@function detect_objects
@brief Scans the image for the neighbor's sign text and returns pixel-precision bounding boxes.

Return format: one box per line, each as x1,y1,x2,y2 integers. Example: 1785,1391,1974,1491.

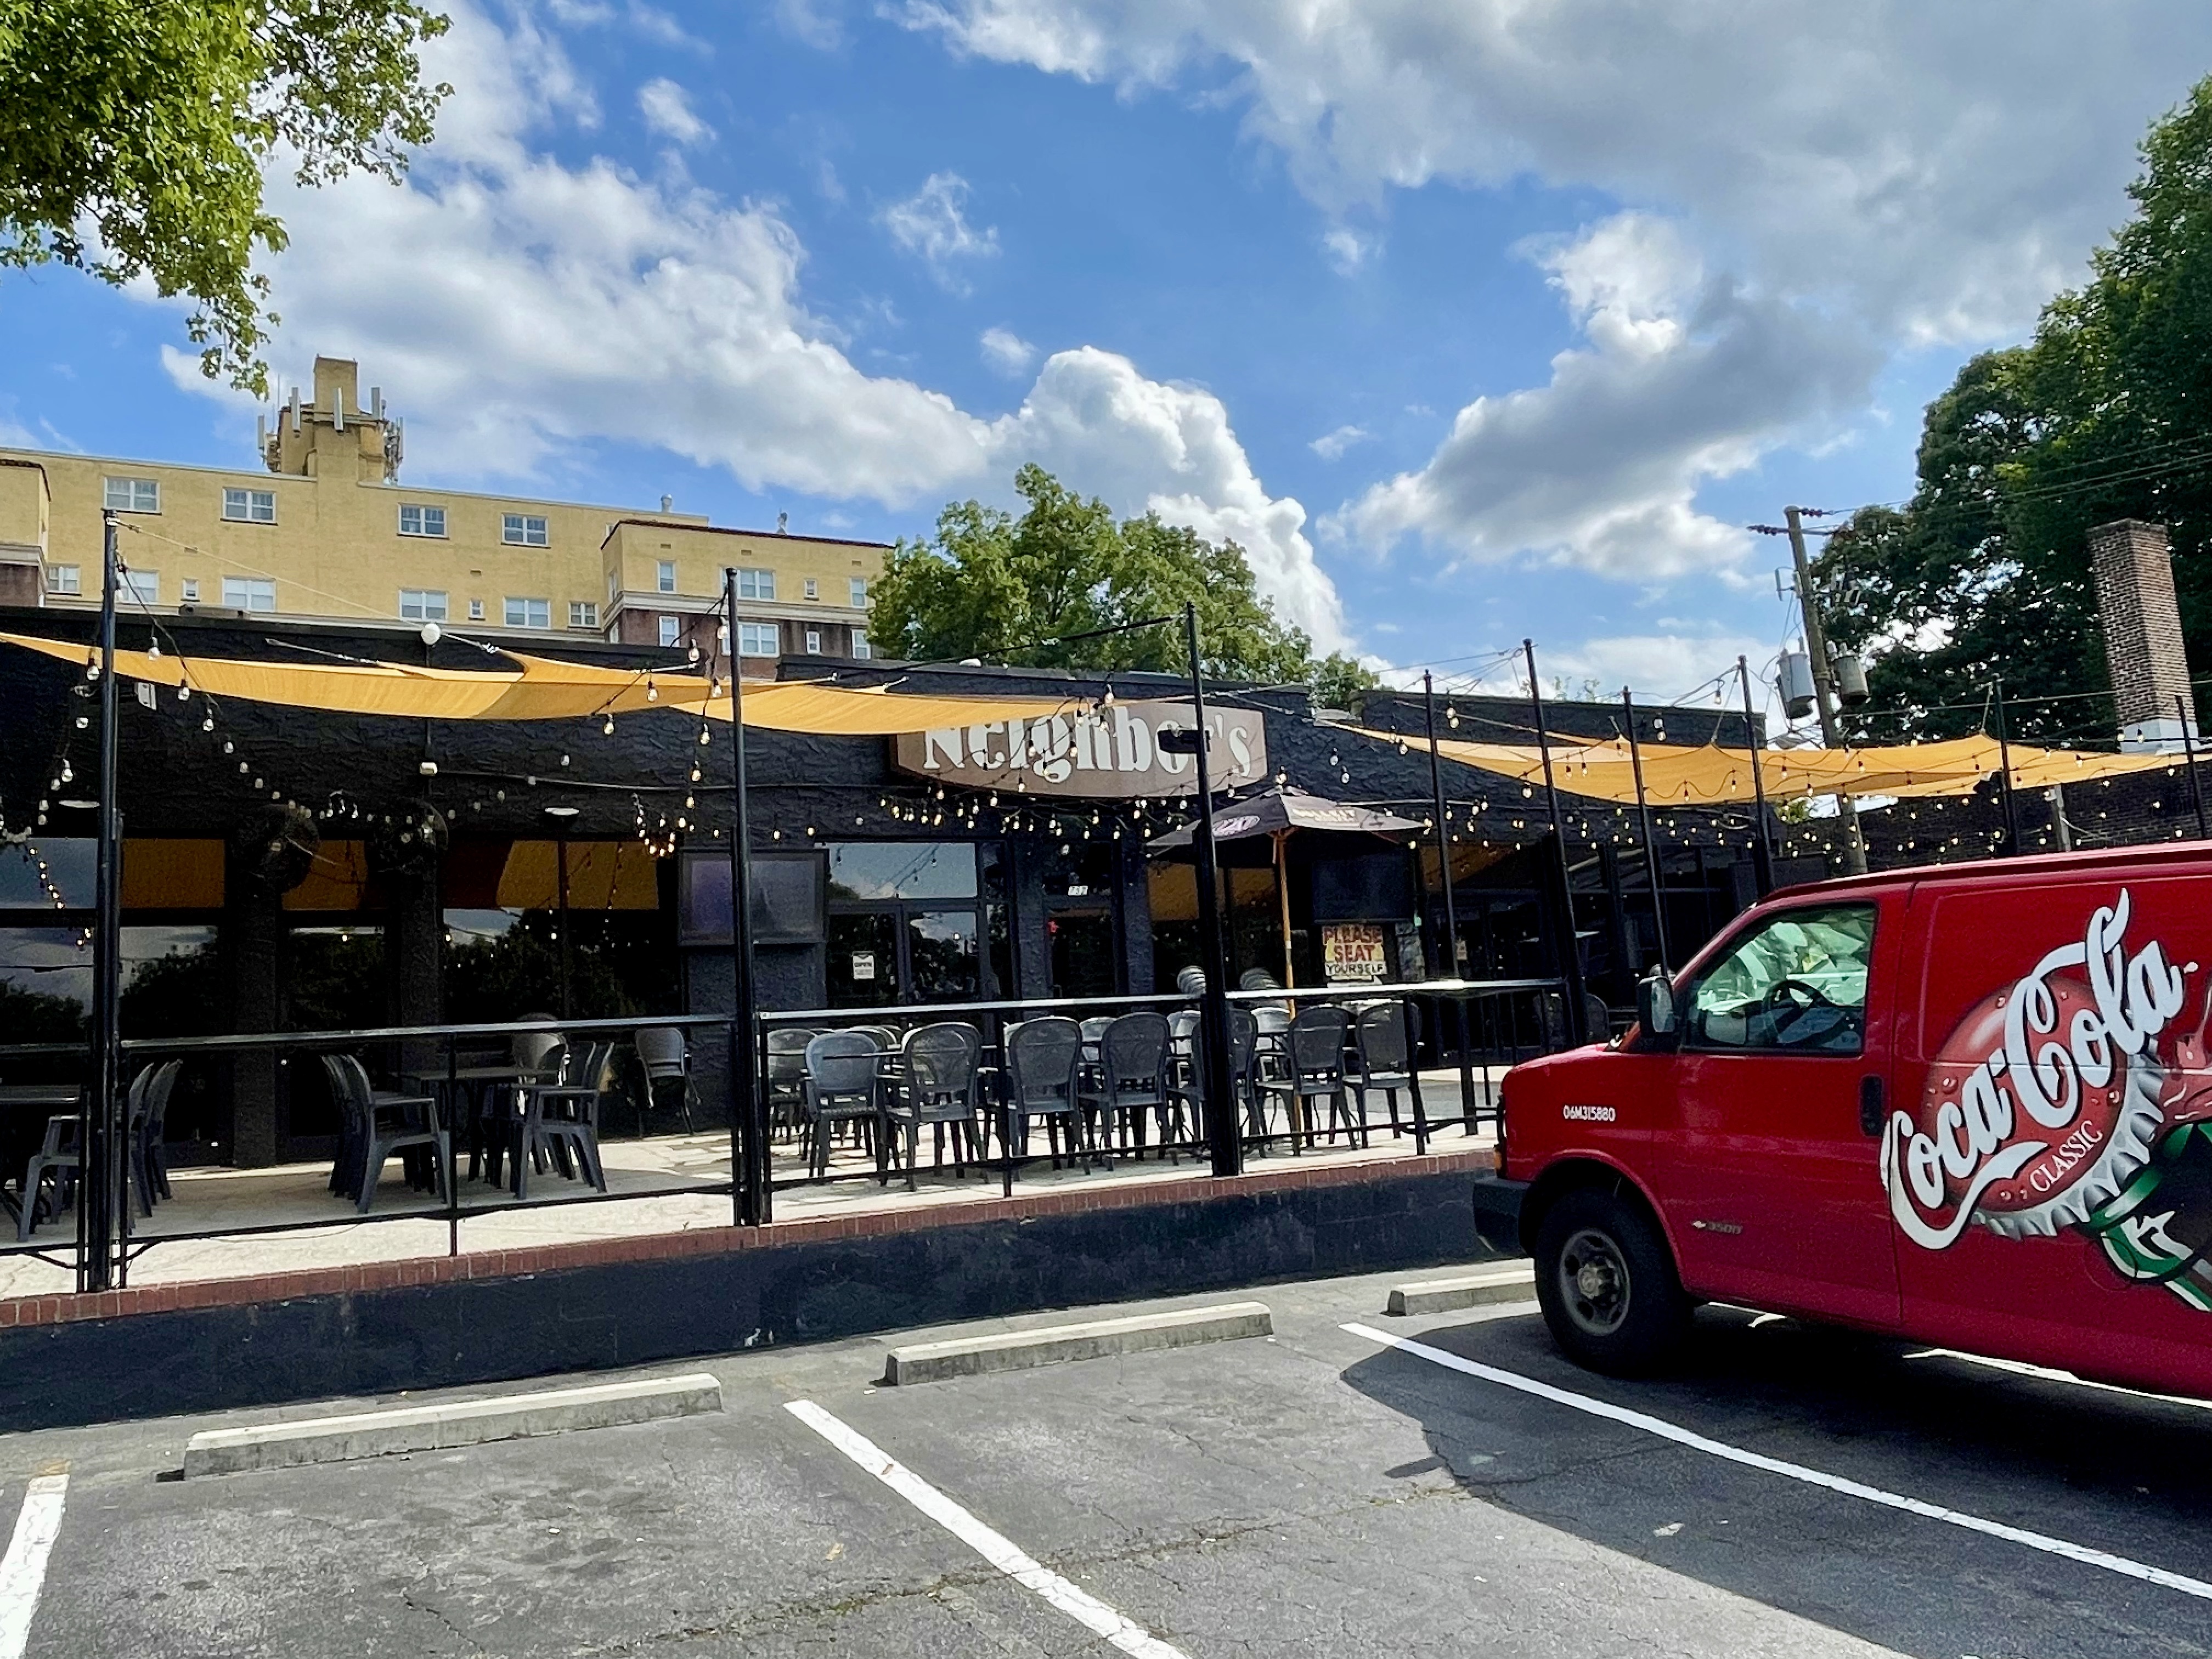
894,700,1268,799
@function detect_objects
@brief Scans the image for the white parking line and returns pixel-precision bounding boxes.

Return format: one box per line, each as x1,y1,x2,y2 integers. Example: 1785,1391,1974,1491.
0,1471,67,1659
1344,1323,2212,1604
786,1400,1187,1659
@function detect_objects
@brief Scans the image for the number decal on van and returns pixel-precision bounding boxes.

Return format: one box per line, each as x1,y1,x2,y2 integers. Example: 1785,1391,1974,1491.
1561,1103,1617,1122
1882,890,2212,1311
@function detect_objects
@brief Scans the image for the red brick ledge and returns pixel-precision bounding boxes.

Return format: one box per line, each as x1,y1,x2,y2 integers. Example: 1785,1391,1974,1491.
0,1147,1496,1331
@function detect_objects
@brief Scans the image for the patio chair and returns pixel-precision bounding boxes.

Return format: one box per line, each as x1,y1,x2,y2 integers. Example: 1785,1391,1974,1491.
1167,1008,1259,1149
1003,1017,1089,1171
17,1103,81,1243
139,1058,182,1205
633,1026,701,1134
1259,1006,1352,1154
126,1060,182,1218
1077,1013,1173,1163
511,1042,611,1199
765,1027,816,1138
886,1023,984,1189
330,1054,450,1214
800,1031,885,1181
1350,1000,1423,1144
852,1024,901,1053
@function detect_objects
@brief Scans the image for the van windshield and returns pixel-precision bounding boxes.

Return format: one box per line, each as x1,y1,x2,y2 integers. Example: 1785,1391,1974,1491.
1683,902,1876,1053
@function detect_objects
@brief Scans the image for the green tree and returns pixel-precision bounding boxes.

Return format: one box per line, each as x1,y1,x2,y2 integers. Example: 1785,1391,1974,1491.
0,0,450,393
870,465,1374,699
1819,75,2212,743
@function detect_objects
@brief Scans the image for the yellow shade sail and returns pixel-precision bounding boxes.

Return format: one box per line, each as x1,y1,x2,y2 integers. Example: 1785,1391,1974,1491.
1367,728,2180,805
1,632,1088,735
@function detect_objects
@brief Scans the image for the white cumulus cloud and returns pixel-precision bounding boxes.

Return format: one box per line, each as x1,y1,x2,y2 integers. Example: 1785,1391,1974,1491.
979,325,1037,376
145,2,1344,644
636,78,712,146
1308,424,1369,461
880,172,1000,291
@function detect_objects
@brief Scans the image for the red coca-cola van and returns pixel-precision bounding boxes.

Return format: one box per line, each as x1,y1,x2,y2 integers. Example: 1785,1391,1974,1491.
1475,843,2212,1392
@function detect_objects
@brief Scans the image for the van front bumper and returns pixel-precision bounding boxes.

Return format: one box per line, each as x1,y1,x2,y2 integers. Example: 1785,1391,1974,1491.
1470,1172,1529,1254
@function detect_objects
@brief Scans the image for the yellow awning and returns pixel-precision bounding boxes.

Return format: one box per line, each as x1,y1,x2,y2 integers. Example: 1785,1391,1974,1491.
1367,727,2180,805
1,632,1087,735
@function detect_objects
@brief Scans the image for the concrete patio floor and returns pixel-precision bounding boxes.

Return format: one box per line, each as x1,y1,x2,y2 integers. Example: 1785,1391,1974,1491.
0,1071,1499,1298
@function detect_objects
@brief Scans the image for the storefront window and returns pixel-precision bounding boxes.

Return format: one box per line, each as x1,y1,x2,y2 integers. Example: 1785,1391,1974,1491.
443,839,676,1020
907,911,980,1001
826,842,977,901
0,840,94,909
822,842,981,1007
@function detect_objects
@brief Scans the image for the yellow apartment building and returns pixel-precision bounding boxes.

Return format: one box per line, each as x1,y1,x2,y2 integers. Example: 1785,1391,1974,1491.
0,356,888,671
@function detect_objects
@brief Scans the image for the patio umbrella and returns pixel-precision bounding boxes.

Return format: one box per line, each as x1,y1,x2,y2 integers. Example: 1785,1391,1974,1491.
1148,787,1425,988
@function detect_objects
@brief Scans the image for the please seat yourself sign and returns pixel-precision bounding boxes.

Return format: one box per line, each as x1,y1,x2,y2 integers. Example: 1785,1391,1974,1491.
894,701,1268,799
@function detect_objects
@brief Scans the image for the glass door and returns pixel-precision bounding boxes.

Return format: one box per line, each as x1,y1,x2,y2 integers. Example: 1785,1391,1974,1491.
827,910,900,1007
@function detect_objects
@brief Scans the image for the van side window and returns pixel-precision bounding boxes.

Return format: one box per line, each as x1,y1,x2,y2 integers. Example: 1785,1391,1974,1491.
1683,903,1877,1055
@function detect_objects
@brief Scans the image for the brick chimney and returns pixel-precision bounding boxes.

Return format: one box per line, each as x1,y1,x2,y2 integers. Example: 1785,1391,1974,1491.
2089,518,2197,752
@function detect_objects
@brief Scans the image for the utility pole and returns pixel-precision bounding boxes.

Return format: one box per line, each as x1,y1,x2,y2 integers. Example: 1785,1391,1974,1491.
1781,506,1868,876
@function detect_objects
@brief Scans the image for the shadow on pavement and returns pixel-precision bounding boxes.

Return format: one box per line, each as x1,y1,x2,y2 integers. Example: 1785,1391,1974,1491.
1339,1304,2212,1659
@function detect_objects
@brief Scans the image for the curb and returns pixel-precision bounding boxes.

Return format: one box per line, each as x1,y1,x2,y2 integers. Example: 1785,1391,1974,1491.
182,1372,724,1477
1385,1263,1536,1317
882,1301,1273,1385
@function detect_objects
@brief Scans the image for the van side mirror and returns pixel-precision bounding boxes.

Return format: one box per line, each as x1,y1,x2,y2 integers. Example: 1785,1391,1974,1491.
1636,972,1677,1040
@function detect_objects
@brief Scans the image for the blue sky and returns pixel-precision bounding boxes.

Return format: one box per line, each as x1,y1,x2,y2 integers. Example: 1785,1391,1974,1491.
3,1,2210,719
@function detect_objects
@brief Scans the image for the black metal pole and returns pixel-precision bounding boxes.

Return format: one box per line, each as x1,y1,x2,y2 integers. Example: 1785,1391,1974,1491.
1993,679,2021,856
1621,689,1672,974
84,510,122,1292
1422,672,1459,977
1186,602,1239,1178
724,572,767,1224
1522,641,1589,1047
556,834,572,1020
1424,671,1477,1133
1735,656,1775,894
2181,694,2207,840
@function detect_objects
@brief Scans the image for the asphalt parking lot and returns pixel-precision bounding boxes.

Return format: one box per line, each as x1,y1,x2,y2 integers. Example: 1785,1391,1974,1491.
5,1267,2212,1657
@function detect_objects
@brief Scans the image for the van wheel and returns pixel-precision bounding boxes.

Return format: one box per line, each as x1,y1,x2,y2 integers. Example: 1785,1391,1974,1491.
1533,1186,1689,1375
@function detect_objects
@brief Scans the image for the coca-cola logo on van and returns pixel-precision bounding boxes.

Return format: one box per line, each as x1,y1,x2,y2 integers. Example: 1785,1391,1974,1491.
1883,892,2212,1303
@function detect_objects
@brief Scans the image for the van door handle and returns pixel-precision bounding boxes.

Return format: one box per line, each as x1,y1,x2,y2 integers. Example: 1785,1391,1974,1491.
1859,1074,1885,1137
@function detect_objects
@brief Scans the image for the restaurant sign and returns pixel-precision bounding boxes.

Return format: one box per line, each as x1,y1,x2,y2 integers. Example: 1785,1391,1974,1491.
893,700,1268,799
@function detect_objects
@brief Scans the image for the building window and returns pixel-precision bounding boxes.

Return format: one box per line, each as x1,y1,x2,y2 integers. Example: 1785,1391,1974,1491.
501,514,550,547
399,588,449,622
504,596,551,629
120,569,159,605
853,637,872,660
103,477,159,514
656,560,676,593
398,504,447,538
568,600,598,630
737,621,778,657
803,577,819,600
221,487,276,524
658,614,682,647
46,565,79,596
223,576,276,612
804,628,822,655
180,578,200,603
850,577,869,607
736,567,774,600
467,598,485,621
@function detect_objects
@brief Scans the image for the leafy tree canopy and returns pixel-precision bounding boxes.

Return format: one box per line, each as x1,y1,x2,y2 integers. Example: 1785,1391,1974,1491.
1818,75,2212,743
868,465,1376,706
0,0,450,394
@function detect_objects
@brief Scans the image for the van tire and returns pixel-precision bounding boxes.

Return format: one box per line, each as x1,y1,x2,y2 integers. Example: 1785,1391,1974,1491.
1533,1186,1690,1375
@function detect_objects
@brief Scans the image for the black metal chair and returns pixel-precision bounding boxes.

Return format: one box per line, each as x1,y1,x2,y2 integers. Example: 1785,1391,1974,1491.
633,1026,701,1134
765,1027,816,1138
1259,1006,1352,1153
801,1031,885,1180
329,1054,450,1213
1166,1007,1258,1153
1350,1000,1423,1144
1003,1017,1089,1170
18,1098,81,1243
127,1059,182,1217
511,1042,610,1198
1077,1012,1173,1163
886,1023,985,1189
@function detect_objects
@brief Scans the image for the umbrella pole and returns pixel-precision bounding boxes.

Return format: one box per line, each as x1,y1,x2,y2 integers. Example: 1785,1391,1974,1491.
1273,830,1295,992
